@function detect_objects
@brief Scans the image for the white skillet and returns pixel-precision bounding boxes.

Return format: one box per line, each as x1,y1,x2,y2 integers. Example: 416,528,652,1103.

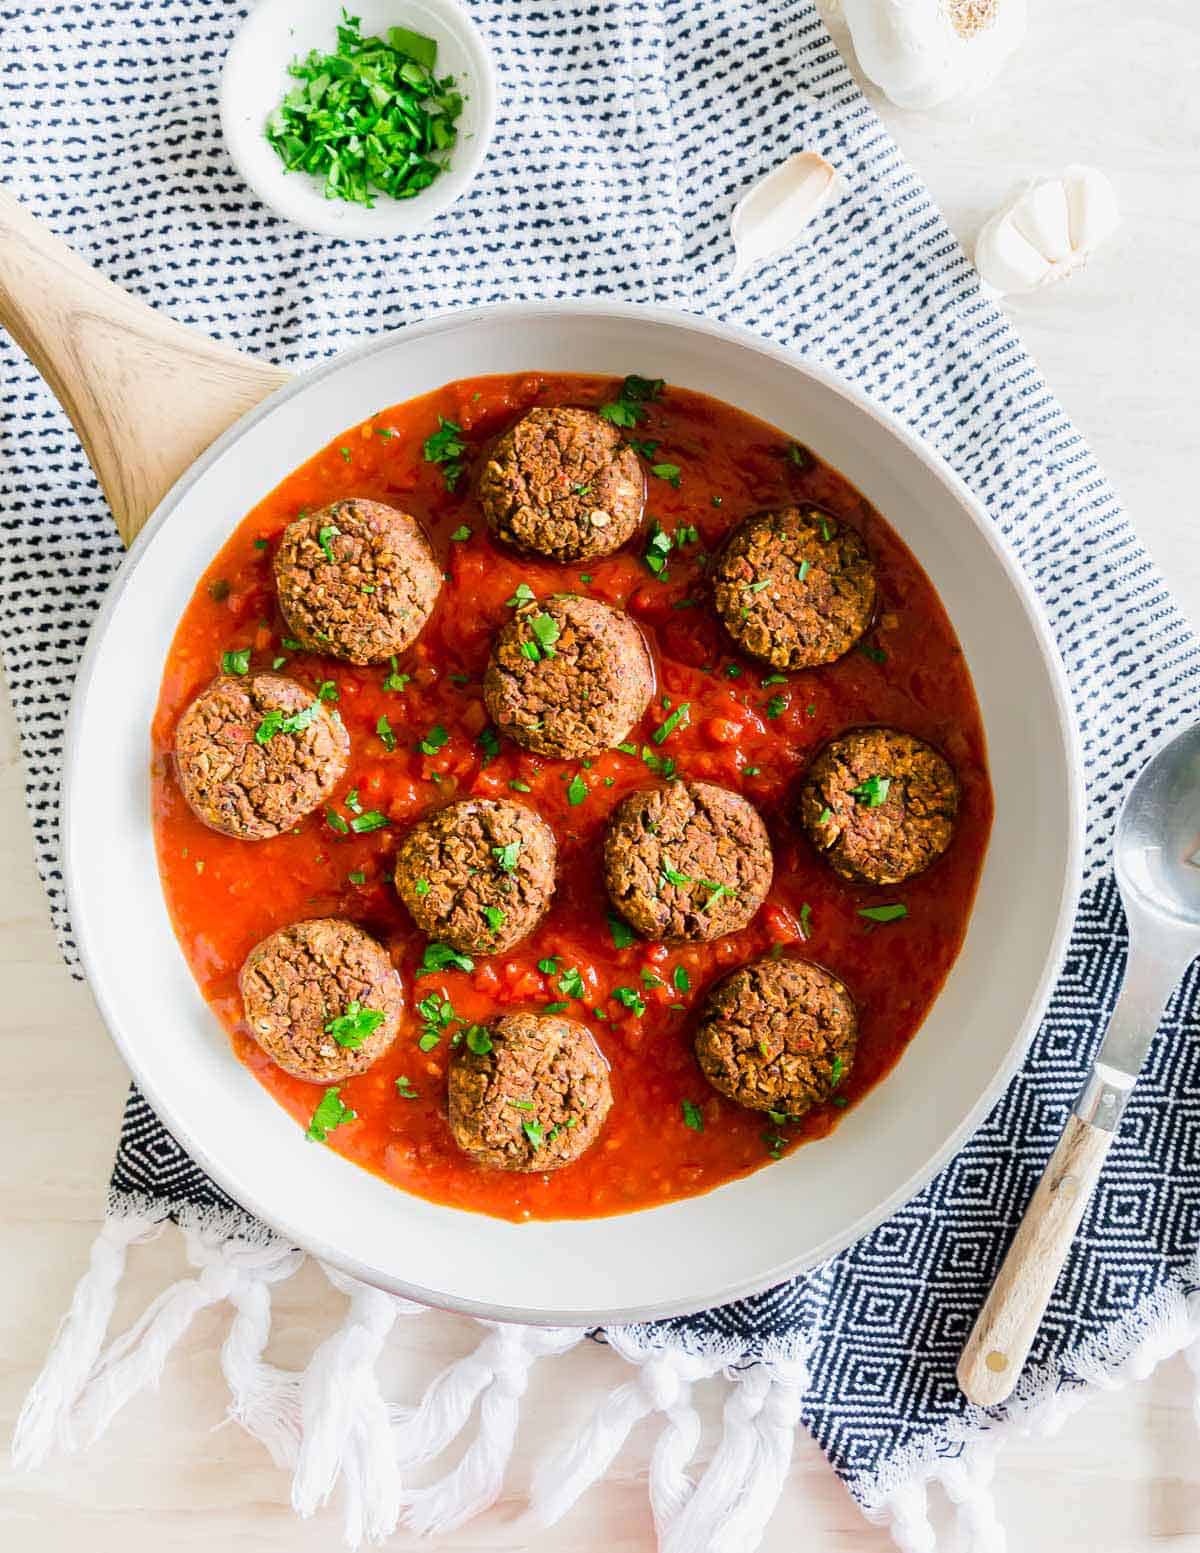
0,192,1082,1325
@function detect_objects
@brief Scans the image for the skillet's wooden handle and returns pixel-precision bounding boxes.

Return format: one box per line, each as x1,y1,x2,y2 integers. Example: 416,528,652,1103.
0,186,292,547
957,1113,1113,1406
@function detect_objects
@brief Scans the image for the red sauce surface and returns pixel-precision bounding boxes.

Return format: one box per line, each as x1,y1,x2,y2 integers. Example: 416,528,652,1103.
152,373,992,1221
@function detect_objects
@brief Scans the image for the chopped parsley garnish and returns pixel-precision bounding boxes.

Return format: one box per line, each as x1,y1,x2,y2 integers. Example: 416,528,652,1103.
797,560,811,583
326,807,349,835
208,578,231,602
567,772,588,805
419,942,475,976
628,437,660,458
652,701,690,744
818,806,833,825
613,986,646,1016
763,1130,787,1160
711,495,723,507
306,1087,356,1142
765,695,788,719
725,664,742,678
493,841,521,873
221,647,251,675
673,965,690,993
761,673,788,687
598,374,664,428
523,1119,545,1149
465,1024,492,1054
253,538,269,551
799,902,813,939
339,447,352,463
509,779,532,793
642,520,674,578
849,774,891,807
264,14,464,208
376,713,396,751
676,524,699,546
423,416,467,491
272,656,287,669
348,869,366,885
317,524,340,563
483,905,506,932
860,643,888,663
747,579,771,595
538,956,560,975
682,1099,705,1133
414,879,430,896
449,524,472,542
651,462,682,488
505,581,536,607
383,656,410,691
787,442,814,470
418,723,449,756
506,1097,535,1111
820,518,834,542
859,903,908,924
395,1075,419,1100
254,700,322,743
742,766,761,777
640,745,677,779
543,1000,570,1014
281,637,303,651
607,912,635,949
521,611,560,661
478,726,501,763
324,1001,385,1049
558,966,585,999
316,679,338,702
830,1054,846,1086
616,741,638,756
350,811,389,834
641,968,663,988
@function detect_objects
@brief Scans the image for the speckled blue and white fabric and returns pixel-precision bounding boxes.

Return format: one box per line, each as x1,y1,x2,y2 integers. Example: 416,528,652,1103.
4,0,1200,1525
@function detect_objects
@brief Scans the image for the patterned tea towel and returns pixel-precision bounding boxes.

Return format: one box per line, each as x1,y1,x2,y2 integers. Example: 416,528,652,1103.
5,1,1200,1549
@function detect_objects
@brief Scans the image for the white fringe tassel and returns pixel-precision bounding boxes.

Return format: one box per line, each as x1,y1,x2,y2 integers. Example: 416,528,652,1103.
14,1202,1200,1552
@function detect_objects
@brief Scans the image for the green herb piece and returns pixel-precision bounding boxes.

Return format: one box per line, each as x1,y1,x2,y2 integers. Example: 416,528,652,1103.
579,572,593,584
265,14,462,209
326,807,349,835
761,673,788,687
395,1075,419,1100
765,695,788,719
807,703,817,717
344,787,362,814
208,578,231,602
350,811,389,834
492,841,521,873
712,495,723,507
673,965,690,993
221,647,251,675
272,656,287,669
253,538,269,551
640,744,678,779
509,779,532,793
849,774,891,808
617,741,638,755
465,1024,492,1054
747,580,771,595
820,518,834,542
613,986,646,1016
799,902,812,939
476,726,501,765
523,1119,545,1149
348,869,367,886
830,1054,846,1086
483,905,506,932
628,438,660,459
324,1000,385,1049
375,426,396,439
859,903,908,924
505,581,536,607
642,520,674,578
316,679,338,702
742,766,761,776
652,701,690,744
375,713,397,752
254,700,322,744
676,524,699,546
524,611,560,659
818,806,833,826
417,1030,440,1052
797,559,811,583
557,966,585,999
383,656,411,691
598,374,665,427
701,882,736,911
418,724,449,756
317,524,340,563
860,643,888,663
543,1000,570,1014
419,942,475,977
682,1099,705,1133
537,959,561,978
449,524,472,542
423,416,467,491
787,442,814,470
607,912,635,950
725,664,742,678
306,1086,356,1142
281,637,303,651
414,878,430,896
567,772,588,806
763,1130,787,1160
651,461,682,488
506,1097,535,1112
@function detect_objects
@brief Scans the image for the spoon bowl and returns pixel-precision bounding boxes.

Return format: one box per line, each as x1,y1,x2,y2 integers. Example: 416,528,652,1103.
1116,721,1200,935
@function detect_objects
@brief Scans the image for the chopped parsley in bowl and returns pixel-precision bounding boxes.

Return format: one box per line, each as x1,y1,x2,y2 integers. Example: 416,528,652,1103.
220,0,497,239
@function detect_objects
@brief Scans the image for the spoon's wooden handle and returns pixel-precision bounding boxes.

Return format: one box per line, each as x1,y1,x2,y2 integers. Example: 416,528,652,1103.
957,1112,1113,1406
0,186,292,547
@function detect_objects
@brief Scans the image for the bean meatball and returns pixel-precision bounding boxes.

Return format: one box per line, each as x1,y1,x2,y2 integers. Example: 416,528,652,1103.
174,671,350,840
240,917,403,1084
448,1012,612,1172
603,780,773,943
478,407,645,561
394,798,557,955
694,956,856,1116
274,498,441,664
799,727,959,885
483,593,654,760
710,505,876,670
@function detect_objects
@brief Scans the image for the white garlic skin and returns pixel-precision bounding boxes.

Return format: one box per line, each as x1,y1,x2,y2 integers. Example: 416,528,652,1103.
730,151,843,282
975,166,1119,296
842,0,1028,111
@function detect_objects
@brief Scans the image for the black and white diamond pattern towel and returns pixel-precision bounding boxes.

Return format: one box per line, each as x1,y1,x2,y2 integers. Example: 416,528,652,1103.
4,0,1200,1538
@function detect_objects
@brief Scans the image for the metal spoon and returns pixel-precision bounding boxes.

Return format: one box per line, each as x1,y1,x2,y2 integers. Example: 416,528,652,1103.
959,721,1200,1406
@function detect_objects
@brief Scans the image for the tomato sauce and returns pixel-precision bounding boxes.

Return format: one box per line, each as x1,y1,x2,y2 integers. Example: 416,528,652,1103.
151,373,992,1221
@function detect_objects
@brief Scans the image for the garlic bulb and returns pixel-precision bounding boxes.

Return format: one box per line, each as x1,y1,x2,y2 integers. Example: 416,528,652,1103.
730,151,842,282
975,166,1119,296
841,0,1027,111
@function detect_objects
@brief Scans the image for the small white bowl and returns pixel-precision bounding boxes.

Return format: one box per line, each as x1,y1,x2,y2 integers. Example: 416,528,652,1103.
220,0,497,240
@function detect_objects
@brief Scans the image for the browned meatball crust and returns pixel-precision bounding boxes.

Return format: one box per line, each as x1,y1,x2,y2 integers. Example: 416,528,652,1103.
694,956,856,1116
394,799,557,955
483,593,654,760
478,407,645,562
239,917,403,1084
274,498,441,664
448,1013,612,1172
800,727,959,885
173,672,350,841
711,506,876,670
603,780,773,943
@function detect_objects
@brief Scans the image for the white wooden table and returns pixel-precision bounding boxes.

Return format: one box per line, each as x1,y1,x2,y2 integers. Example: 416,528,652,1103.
3,2,1199,1545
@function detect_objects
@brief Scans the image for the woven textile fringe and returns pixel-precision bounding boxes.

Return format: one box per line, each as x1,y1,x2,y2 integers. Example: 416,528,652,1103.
14,1199,1200,1550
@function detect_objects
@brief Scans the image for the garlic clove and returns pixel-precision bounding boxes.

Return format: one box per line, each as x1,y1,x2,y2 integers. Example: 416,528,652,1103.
730,151,842,283
975,165,1119,297
842,0,1028,112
